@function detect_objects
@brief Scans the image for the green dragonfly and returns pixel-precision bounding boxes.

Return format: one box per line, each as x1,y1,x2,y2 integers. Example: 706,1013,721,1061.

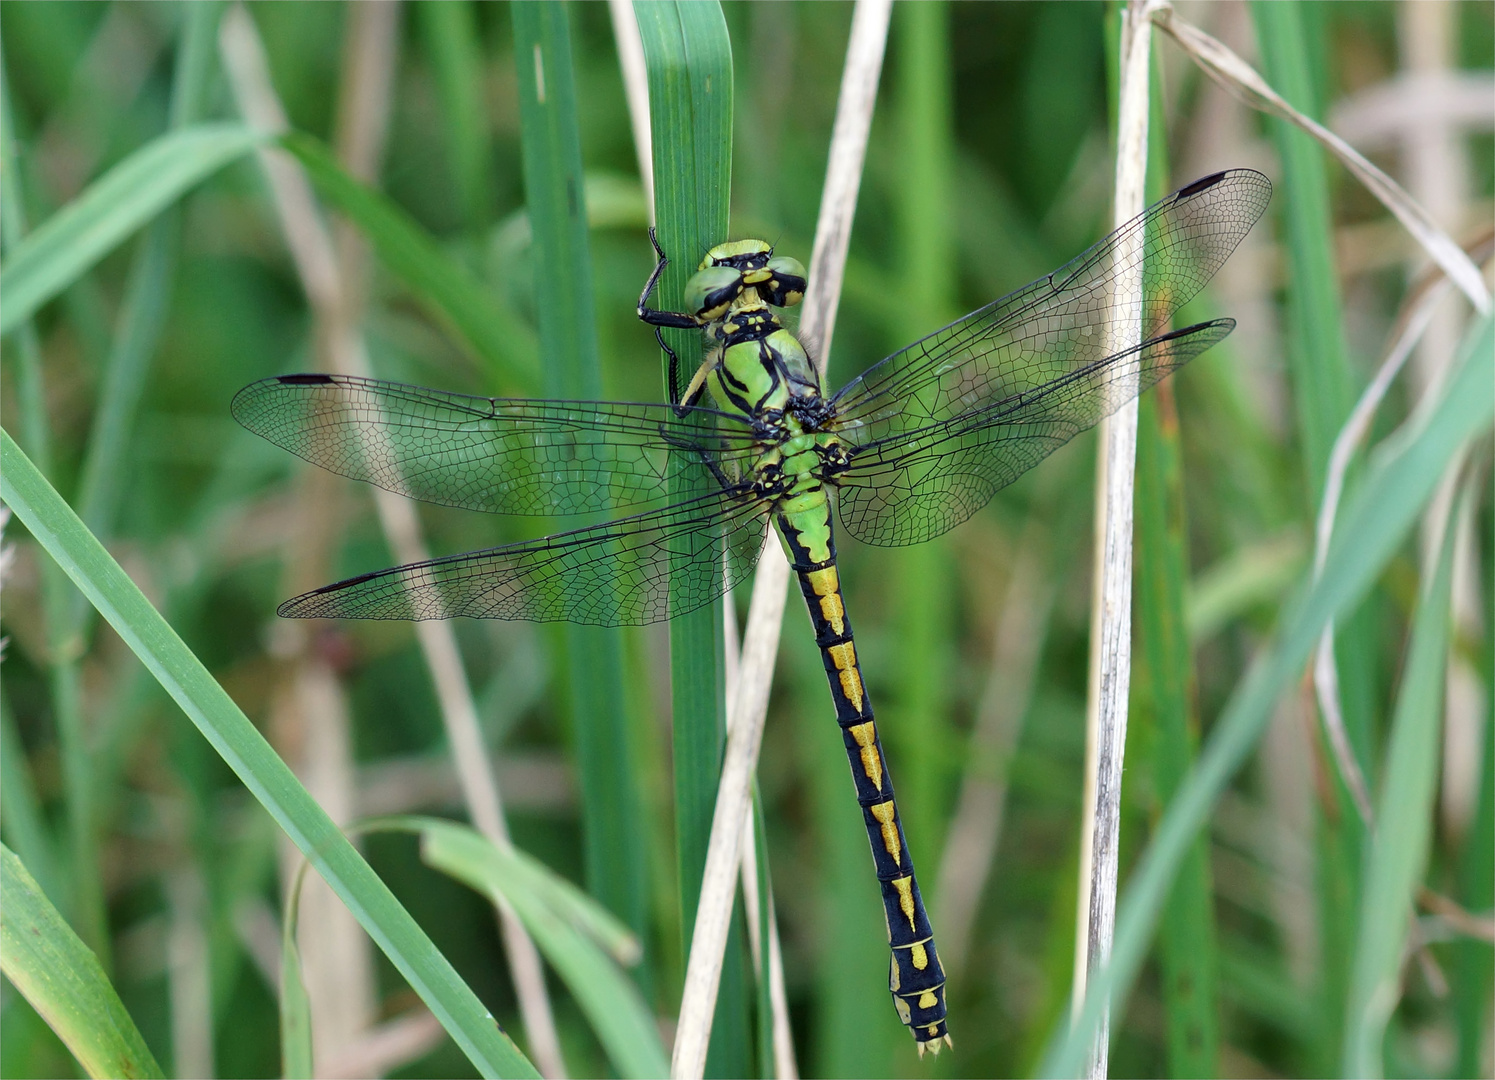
233,168,1271,1053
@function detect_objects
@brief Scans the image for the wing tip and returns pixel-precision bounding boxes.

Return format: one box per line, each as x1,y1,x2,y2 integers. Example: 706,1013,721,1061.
1156,317,1236,344
231,372,342,427
275,373,339,386
277,568,389,619
1176,167,1273,202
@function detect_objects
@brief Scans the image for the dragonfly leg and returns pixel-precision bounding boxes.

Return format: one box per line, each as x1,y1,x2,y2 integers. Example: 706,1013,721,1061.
638,227,705,413
637,227,699,329
676,354,714,413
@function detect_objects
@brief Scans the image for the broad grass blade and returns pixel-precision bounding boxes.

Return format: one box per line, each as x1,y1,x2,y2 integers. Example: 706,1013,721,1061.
1,844,165,1079
0,430,539,1080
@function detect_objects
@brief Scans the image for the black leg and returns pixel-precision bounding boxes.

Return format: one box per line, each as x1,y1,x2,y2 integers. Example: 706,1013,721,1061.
657,327,685,409
639,226,703,415
638,226,698,330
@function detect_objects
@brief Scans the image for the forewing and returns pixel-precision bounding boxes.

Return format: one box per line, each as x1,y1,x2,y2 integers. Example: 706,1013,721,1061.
232,374,758,516
834,320,1234,546
829,169,1270,432
277,486,772,626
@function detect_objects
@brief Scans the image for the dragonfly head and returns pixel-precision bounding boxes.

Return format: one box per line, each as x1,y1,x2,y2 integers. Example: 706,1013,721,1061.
687,240,808,321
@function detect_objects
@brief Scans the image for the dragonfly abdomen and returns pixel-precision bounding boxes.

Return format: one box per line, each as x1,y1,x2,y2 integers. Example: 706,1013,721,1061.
777,510,952,1053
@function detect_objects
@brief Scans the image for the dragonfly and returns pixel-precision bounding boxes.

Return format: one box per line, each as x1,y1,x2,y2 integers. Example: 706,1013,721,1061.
233,168,1271,1054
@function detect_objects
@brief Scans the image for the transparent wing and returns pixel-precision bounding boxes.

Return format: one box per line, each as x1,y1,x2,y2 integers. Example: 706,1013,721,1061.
232,374,760,517
834,320,1234,545
827,169,1270,545
278,486,772,626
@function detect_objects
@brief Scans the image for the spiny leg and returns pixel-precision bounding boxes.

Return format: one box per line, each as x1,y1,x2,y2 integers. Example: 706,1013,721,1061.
637,226,704,413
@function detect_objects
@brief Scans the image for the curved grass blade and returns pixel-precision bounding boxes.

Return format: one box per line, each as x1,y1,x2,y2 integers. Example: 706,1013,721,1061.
1,844,164,1079
277,131,538,391
1040,313,1493,1078
417,819,670,1080
0,429,539,1080
0,122,264,334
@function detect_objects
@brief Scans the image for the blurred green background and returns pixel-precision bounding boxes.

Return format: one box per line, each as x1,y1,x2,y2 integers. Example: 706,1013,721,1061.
1,2,1491,1077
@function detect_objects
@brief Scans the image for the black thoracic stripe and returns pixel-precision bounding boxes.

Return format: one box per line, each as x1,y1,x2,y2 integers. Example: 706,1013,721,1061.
714,356,760,416
783,516,949,1046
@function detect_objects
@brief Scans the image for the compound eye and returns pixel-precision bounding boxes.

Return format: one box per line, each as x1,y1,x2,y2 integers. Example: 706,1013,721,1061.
683,265,742,320
764,256,807,307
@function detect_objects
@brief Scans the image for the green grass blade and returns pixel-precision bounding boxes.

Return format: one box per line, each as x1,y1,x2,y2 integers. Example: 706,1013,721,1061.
278,131,538,391
0,123,264,334
1040,313,1494,1078
1128,50,1218,1079
418,1,492,231
634,4,751,1073
749,790,774,1079
279,920,313,1079
419,819,670,1080
1135,389,1219,1077
1249,0,1352,500
887,0,956,877
512,0,648,959
0,843,164,1079
1250,9,1369,1065
0,429,539,1080
1342,493,1461,1076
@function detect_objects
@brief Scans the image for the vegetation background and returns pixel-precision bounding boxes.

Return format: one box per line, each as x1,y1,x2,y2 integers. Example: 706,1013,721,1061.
0,1,1490,1078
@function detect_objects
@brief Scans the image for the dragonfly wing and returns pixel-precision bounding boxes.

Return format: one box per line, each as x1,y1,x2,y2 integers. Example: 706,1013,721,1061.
232,374,758,517
833,320,1234,546
278,486,772,626
825,169,1270,547
829,169,1270,434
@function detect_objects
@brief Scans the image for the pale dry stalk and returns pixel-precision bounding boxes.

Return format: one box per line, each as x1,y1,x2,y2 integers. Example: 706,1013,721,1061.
1074,4,1156,1078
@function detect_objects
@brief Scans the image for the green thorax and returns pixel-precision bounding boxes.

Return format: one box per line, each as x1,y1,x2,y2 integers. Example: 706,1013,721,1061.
680,240,817,420
681,240,849,565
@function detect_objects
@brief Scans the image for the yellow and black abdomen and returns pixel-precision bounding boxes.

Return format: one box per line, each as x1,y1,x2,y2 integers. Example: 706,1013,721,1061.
776,507,952,1052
